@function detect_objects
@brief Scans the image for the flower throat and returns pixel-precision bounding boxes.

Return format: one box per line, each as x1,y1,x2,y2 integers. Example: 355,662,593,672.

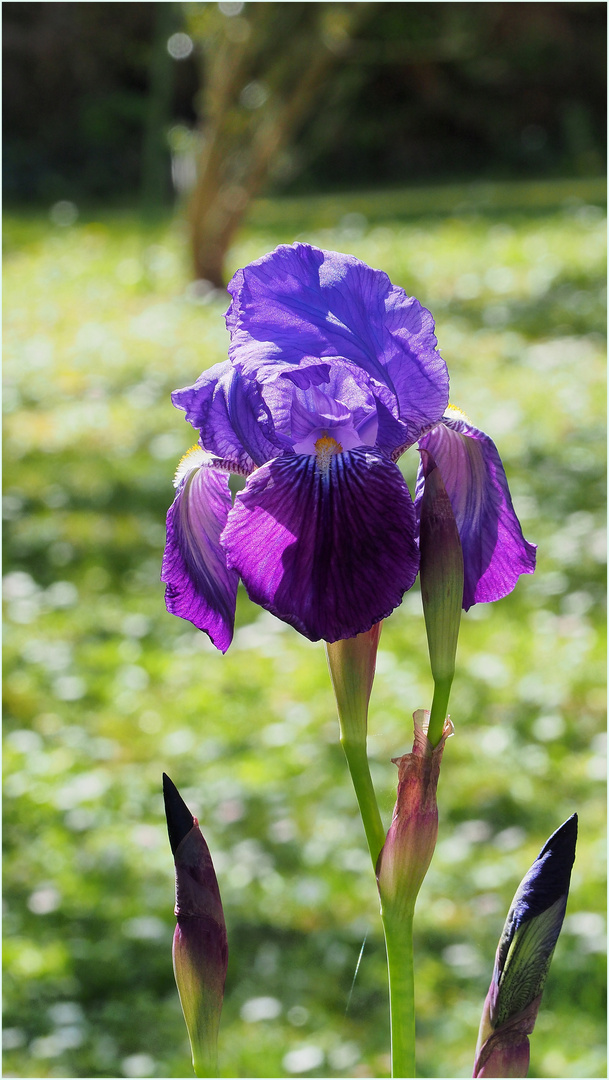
314,433,343,471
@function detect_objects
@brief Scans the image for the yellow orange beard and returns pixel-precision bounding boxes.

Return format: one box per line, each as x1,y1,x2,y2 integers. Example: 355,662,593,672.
314,433,343,470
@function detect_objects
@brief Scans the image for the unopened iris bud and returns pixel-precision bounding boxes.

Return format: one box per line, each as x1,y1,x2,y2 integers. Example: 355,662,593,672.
419,448,464,747
163,774,228,1078
326,622,382,746
377,709,453,918
326,623,386,864
473,814,578,1078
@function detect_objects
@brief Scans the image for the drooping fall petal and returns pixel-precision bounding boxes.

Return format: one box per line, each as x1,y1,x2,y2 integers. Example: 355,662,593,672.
161,451,239,652
222,447,419,642
417,412,536,610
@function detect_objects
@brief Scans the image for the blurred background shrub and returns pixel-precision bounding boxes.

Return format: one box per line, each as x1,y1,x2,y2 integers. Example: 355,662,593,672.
2,3,606,1079
4,2,606,206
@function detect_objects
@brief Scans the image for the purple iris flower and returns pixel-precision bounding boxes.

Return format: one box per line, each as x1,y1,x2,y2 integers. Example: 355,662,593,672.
162,243,535,652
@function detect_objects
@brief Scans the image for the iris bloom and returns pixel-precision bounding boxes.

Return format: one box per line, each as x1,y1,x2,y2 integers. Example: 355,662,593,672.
162,243,535,650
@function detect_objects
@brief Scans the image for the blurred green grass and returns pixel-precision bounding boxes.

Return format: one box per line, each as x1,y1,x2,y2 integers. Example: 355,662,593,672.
3,178,606,1079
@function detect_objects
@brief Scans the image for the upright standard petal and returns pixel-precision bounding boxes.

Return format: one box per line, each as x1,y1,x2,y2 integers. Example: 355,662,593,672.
222,447,419,642
416,412,536,610
162,450,239,652
258,359,385,453
226,243,448,445
172,361,277,471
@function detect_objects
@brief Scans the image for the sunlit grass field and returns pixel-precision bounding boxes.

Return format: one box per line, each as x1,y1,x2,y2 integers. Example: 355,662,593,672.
3,177,606,1079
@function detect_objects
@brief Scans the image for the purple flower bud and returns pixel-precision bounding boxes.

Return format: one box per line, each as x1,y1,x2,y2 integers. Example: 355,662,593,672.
326,622,382,745
163,774,228,1078
473,815,577,1078
326,622,387,864
418,448,463,687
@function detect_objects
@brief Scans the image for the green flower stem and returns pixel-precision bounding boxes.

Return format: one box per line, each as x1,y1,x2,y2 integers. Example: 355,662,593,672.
427,674,453,748
341,737,386,868
382,908,416,1078
192,1051,217,1079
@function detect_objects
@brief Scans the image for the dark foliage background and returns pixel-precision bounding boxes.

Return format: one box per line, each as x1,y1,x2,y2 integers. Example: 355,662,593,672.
3,1,606,204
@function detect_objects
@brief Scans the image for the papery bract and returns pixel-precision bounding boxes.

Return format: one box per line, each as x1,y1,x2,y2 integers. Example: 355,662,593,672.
377,709,454,917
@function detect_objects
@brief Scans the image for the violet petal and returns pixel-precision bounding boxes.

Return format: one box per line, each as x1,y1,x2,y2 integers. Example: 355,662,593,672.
260,360,382,453
222,447,419,642
172,360,277,470
162,454,239,651
416,414,536,609
226,243,448,446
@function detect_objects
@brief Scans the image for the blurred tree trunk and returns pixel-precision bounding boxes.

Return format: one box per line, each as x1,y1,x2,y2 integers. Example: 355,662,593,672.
184,2,374,286
141,2,178,217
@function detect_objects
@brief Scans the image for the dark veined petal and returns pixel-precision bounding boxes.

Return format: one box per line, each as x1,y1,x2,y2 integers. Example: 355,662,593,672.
221,447,419,642
226,243,448,446
416,411,536,610
172,361,277,471
162,450,239,652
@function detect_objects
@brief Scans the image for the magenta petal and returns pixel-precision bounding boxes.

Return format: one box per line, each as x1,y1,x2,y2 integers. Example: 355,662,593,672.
417,416,536,610
162,461,239,651
222,448,419,642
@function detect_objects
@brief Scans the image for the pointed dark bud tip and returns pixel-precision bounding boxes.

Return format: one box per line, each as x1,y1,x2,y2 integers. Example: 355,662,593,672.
163,773,195,855
539,813,578,869
495,813,578,995
515,813,578,925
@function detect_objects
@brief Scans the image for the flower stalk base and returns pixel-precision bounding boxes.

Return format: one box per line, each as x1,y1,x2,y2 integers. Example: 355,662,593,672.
326,626,386,867
342,738,386,868
377,712,454,1079
382,909,416,1078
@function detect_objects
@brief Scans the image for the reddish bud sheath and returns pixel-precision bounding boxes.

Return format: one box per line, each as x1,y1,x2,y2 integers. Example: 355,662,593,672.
377,710,453,918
